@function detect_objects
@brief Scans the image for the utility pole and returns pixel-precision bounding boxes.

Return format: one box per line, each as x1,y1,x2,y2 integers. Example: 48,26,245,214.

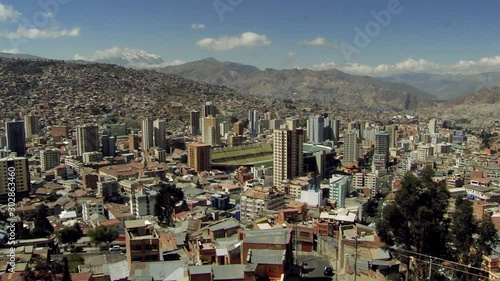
294,222,298,265
428,257,433,280
354,236,359,281
335,241,338,281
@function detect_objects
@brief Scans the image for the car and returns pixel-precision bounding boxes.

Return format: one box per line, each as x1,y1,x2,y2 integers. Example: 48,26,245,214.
324,266,334,276
109,245,121,251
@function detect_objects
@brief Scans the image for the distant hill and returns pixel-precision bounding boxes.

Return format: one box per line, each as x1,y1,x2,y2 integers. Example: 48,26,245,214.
446,86,500,106
158,58,435,111
382,72,500,100
433,86,500,126
0,52,44,60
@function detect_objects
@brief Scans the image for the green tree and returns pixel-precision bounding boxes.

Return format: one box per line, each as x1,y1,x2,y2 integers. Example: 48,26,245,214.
87,225,118,246
57,223,83,248
22,256,63,281
154,183,185,226
474,215,498,262
32,205,54,238
450,196,477,264
376,168,451,279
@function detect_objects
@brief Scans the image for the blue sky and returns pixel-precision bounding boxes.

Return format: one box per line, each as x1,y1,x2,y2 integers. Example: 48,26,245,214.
1,0,500,75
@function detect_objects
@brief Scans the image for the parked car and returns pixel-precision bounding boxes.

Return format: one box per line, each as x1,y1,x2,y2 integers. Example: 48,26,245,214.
109,245,121,251
324,266,334,276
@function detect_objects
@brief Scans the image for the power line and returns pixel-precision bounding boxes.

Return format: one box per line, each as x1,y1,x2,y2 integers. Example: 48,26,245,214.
387,247,489,274
391,250,488,280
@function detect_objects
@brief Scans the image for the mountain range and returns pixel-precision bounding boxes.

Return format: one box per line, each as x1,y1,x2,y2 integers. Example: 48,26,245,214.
382,72,500,100
2,51,499,111
158,58,435,111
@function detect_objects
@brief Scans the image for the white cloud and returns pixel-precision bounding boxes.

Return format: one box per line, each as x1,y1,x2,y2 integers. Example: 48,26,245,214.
0,3,21,22
288,51,296,58
73,47,184,69
309,56,500,76
299,37,327,46
0,26,80,39
196,32,271,51
191,23,205,29
0,48,19,54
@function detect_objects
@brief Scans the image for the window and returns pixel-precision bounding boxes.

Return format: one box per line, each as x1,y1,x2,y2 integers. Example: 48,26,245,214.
300,231,310,238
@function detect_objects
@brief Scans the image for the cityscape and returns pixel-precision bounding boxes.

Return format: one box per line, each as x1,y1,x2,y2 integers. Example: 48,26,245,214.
0,1,500,281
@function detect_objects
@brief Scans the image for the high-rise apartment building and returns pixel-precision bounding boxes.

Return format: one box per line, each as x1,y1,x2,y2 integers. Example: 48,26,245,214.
40,149,60,172
202,116,220,146
386,125,398,148
141,118,154,151
76,125,99,156
324,118,340,143
202,101,217,118
153,119,166,149
374,131,390,164
189,110,201,135
150,147,167,163
0,157,30,202
233,121,245,136
428,118,438,134
343,132,361,165
188,143,211,172
6,120,26,157
128,134,140,151
220,121,231,137
102,135,116,157
307,115,325,144
273,127,304,188
348,121,364,139
286,119,298,131
248,110,259,137
24,115,40,139
352,172,379,198
263,112,272,120
329,175,350,208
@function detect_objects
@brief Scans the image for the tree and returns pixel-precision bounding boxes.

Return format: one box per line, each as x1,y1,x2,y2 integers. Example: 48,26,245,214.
57,223,83,248
32,204,54,238
154,183,185,226
61,257,72,281
22,257,63,281
477,215,498,255
376,168,451,279
450,196,477,264
87,225,118,246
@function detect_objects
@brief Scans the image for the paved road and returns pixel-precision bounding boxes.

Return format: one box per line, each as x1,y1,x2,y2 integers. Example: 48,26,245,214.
297,254,333,281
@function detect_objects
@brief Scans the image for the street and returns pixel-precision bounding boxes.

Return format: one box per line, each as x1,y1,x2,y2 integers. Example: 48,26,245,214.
296,253,333,281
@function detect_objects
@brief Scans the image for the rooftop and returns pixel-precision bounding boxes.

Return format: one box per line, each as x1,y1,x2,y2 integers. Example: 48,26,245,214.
248,249,286,265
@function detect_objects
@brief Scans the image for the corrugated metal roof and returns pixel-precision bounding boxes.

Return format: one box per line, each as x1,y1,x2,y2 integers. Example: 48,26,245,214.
249,249,285,265
212,265,246,280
